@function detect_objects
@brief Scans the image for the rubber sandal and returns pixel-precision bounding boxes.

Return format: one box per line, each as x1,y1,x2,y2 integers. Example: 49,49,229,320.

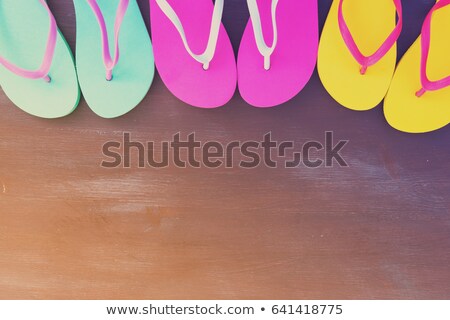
384,0,450,133
150,0,237,108
318,0,403,111
74,0,154,118
237,0,318,108
0,0,79,118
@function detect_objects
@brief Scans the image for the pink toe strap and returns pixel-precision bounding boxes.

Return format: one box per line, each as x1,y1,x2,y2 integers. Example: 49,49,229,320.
416,0,450,97
338,0,403,75
0,0,56,82
87,0,129,81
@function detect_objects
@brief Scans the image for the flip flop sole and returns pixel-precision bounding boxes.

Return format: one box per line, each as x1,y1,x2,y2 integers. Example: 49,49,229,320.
384,5,450,133
0,0,79,119
238,0,318,108
150,0,237,108
74,0,154,118
318,0,397,111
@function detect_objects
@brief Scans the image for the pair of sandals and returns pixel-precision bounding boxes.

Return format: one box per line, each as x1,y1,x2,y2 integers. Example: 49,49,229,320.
152,0,318,108
319,0,450,133
0,0,318,118
0,0,154,119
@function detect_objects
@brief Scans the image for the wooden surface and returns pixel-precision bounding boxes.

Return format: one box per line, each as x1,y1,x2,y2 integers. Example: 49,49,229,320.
0,0,449,299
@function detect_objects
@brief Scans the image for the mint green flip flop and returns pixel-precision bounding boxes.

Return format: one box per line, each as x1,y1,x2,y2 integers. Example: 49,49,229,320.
74,0,155,118
0,0,80,118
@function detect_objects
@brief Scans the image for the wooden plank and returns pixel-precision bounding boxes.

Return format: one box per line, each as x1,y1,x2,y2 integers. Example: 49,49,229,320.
0,0,448,299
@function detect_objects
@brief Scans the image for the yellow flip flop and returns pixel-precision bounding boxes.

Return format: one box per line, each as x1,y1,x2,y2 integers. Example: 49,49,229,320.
384,0,450,133
318,0,402,111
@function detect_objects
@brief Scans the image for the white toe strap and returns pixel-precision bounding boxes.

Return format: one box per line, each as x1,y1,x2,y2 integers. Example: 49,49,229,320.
247,0,279,70
156,0,224,70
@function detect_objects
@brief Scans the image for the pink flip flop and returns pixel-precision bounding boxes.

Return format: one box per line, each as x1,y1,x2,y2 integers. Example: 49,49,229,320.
149,0,237,108
237,0,318,108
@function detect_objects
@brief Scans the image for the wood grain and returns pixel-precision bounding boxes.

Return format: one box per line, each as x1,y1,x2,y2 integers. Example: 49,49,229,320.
0,0,449,299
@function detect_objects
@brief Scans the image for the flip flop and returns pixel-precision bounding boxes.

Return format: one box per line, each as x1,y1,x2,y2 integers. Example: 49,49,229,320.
150,0,237,108
237,0,318,108
0,0,79,118
384,0,450,133
74,0,154,118
318,0,403,111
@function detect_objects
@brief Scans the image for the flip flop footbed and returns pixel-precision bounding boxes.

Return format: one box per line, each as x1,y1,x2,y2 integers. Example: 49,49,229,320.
74,0,154,118
0,0,79,118
318,0,397,111
384,5,450,133
238,0,318,108
150,0,236,108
